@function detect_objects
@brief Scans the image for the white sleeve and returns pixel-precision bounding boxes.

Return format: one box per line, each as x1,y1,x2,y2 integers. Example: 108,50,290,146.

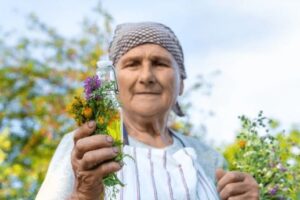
36,131,75,200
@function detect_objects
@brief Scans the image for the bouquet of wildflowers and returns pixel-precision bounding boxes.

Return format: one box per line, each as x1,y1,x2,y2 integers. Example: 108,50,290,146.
68,72,124,196
223,111,297,199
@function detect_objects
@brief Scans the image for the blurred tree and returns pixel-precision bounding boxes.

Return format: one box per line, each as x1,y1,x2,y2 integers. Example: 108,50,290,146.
0,2,112,199
0,2,215,198
169,71,220,138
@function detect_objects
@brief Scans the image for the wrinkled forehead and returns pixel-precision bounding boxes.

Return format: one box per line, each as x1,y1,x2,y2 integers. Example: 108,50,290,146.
117,44,177,65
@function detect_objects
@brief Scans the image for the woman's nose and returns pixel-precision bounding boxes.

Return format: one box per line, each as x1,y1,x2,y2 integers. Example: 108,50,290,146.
138,63,156,85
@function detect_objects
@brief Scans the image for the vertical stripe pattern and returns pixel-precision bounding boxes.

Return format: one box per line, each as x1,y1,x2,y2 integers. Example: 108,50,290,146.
148,149,158,200
163,151,174,200
120,166,124,200
178,164,191,200
133,147,141,200
183,149,219,199
114,145,219,200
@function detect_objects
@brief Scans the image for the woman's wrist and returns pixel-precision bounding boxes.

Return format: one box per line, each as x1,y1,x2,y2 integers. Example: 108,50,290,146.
69,180,104,200
69,191,104,200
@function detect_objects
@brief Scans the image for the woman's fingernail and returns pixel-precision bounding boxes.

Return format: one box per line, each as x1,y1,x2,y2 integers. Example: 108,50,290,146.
106,136,113,143
113,147,119,153
87,121,95,128
119,161,124,167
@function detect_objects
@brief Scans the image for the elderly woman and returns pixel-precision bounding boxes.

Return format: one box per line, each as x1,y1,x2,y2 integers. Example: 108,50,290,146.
37,22,259,200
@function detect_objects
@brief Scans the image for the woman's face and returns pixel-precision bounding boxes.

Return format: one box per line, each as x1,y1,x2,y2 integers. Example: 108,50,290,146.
115,44,183,118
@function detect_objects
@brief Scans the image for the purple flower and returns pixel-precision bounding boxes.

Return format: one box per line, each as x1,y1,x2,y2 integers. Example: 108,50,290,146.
277,163,287,172
84,75,101,100
268,185,279,196
269,162,276,168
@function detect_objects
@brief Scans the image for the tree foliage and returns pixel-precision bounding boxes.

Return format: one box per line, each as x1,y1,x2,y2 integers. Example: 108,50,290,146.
0,3,112,199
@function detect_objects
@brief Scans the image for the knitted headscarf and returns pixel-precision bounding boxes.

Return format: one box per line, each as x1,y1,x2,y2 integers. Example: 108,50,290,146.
108,22,186,116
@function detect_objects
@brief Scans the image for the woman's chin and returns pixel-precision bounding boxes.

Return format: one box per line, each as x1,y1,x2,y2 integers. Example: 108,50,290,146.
126,107,167,119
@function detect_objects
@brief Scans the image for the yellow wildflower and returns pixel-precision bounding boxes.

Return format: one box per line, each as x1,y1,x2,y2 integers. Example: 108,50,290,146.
108,112,119,126
98,116,105,124
107,115,122,141
238,140,246,148
82,107,93,119
66,102,74,114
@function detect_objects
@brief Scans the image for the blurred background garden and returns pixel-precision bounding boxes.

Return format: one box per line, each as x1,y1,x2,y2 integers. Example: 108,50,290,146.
0,0,299,199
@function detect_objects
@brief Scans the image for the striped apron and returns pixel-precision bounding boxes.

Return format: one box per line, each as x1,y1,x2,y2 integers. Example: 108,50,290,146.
105,145,220,200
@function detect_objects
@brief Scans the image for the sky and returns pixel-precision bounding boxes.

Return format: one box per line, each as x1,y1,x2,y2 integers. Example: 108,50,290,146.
1,0,300,145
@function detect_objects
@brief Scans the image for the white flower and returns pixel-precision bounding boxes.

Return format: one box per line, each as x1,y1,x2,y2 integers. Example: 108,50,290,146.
291,146,300,155
287,158,296,166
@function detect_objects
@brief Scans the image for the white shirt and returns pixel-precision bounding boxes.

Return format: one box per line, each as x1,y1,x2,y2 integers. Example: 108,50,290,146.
36,131,221,200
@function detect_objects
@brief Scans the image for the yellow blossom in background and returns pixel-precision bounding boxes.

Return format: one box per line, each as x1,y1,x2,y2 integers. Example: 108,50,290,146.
170,121,184,131
12,164,23,176
223,142,239,170
238,140,246,148
89,59,97,67
0,149,6,164
0,128,11,151
1,140,11,151
74,88,84,96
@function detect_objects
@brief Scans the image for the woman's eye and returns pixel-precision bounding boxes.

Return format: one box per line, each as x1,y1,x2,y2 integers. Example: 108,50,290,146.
125,62,138,68
153,60,168,67
157,62,169,67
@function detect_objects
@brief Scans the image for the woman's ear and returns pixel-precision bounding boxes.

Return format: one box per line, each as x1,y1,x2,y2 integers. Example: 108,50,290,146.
179,79,184,96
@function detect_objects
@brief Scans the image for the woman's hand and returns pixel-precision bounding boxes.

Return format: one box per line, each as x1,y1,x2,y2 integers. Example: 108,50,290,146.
216,168,259,200
70,121,122,200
